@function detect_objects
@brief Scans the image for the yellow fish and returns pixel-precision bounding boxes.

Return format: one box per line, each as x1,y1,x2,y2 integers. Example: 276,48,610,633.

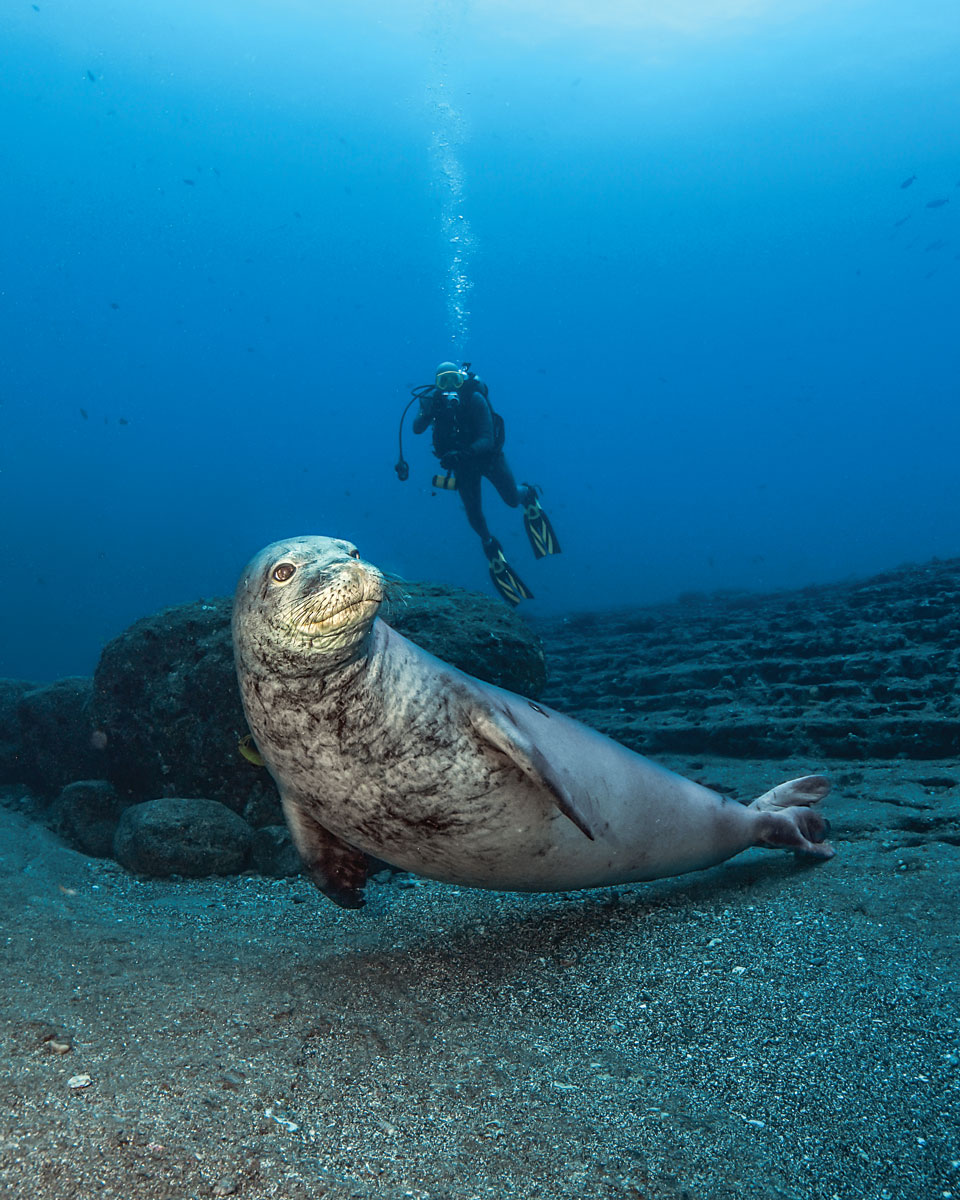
238,734,265,767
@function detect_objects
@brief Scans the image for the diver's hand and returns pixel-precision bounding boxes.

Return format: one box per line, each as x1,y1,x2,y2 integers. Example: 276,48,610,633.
439,451,461,470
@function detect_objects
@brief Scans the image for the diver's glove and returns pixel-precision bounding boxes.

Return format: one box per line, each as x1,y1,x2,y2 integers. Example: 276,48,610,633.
439,451,462,470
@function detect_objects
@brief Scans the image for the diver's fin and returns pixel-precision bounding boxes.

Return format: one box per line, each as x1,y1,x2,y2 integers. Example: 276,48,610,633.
485,537,534,606
521,485,561,559
280,796,369,908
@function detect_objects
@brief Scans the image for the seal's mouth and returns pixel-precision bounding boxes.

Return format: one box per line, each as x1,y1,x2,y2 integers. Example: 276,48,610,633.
286,562,384,644
297,596,377,635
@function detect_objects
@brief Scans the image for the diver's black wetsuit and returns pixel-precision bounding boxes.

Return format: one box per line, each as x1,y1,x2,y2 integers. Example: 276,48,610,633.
412,377,523,547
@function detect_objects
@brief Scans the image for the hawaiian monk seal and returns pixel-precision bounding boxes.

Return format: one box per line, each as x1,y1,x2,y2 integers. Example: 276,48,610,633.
232,535,834,909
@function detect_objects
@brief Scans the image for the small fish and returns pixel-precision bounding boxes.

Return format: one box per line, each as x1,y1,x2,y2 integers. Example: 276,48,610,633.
183,178,195,186
110,301,119,309
32,4,40,10
118,417,129,425
238,734,265,767
900,175,916,188
893,215,912,227
925,239,948,252
926,197,949,208
86,70,96,82
80,408,88,419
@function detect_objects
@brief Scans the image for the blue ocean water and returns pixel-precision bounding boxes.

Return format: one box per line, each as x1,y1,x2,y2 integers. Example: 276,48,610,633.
3,0,959,682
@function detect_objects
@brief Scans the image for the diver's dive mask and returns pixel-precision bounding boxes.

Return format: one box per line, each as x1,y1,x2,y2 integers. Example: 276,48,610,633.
436,367,466,390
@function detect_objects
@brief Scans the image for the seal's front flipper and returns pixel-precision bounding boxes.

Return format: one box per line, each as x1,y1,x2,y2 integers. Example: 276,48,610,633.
282,801,369,908
465,695,599,840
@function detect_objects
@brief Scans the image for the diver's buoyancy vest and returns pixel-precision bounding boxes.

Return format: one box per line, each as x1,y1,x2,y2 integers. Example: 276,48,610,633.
433,376,505,457
473,377,506,453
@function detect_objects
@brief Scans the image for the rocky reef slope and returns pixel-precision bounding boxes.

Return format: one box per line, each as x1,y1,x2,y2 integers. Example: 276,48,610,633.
535,556,959,759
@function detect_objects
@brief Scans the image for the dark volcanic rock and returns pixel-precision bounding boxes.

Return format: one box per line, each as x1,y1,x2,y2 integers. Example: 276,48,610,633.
113,797,252,878
384,581,546,696
49,779,125,858
536,557,960,761
90,597,274,816
90,584,545,814
250,825,303,878
17,678,102,795
0,679,36,785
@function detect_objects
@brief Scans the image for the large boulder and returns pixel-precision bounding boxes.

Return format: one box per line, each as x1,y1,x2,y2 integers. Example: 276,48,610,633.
113,797,252,878
0,679,36,785
250,825,303,878
48,779,126,858
90,597,271,819
382,582,547,696
17,678,102,796
90,583,545,816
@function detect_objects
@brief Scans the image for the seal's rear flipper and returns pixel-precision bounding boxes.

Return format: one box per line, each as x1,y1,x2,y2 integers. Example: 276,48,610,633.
282,801,369,908
465,694,599,840
750,774,831,812
749,774,834,859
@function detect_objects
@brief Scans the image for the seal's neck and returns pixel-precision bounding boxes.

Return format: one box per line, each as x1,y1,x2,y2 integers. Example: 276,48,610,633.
294,623,378,695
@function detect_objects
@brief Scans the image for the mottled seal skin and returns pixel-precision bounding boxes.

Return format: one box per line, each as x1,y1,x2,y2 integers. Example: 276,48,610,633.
233,536,834,909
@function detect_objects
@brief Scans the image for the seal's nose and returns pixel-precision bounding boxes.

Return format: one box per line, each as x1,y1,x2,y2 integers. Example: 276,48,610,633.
314,557,383,604
354,560,384,603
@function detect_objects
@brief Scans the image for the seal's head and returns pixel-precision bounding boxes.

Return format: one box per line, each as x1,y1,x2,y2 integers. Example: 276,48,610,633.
232,535,384,676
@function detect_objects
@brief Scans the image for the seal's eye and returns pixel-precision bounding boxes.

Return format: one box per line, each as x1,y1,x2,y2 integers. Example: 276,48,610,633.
349,548,360,560
272,562,296,583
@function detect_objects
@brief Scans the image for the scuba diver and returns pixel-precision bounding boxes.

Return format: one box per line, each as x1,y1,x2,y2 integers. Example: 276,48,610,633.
394,361,560,606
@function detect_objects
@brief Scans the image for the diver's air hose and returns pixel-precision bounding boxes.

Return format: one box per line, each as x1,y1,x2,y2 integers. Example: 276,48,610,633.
395,385,434,481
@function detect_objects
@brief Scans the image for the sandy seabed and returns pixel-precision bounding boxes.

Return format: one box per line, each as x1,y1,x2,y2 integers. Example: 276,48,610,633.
1,755,958,1200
